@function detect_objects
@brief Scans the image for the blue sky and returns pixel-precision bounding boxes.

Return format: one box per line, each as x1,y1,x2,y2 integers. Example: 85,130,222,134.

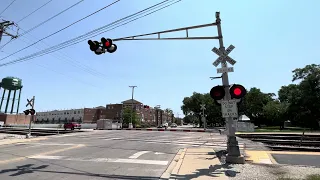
0,0,319,117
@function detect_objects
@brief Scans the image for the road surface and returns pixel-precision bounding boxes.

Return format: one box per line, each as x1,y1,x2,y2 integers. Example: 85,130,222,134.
0,130,237,180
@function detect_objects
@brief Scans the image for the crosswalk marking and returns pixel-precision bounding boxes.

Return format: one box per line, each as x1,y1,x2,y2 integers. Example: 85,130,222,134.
29,155,168,165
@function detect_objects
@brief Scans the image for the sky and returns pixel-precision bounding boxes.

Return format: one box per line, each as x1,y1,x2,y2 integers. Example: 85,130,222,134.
0,0,319,117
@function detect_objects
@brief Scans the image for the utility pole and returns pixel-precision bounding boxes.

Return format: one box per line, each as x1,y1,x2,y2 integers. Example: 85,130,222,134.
0,20,17,45
129,86,137,128
214,12,244,163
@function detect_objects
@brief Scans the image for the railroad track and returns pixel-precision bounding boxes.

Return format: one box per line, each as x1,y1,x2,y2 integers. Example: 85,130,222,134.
237,133,320,152
0,128,83,136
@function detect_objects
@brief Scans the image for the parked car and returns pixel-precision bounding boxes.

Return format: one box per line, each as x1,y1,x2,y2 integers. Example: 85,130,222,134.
171,123,177,128
64,122,81,130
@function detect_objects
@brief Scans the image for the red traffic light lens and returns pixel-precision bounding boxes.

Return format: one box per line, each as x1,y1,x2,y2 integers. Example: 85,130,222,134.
229,84,246,99
210,86,225,100
104,41,110,47
233,88,242,96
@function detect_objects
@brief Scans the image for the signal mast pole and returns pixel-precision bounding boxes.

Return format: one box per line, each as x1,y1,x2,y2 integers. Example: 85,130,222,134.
93,12,244,163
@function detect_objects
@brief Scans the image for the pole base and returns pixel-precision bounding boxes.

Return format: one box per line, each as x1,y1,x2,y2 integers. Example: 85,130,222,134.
26,133,32,139
226,154,245,164
128,123,133,129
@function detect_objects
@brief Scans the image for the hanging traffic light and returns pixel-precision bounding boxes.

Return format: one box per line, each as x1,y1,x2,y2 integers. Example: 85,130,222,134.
88,40,100,51
101,37,117,53
229,84,247,99
210,85,225,101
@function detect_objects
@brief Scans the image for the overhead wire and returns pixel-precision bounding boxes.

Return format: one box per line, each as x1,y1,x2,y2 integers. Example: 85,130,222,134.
18,34,109,79
0,0,17,16
1,0,83,49
0,50,103,89
16,0,54,23
0,0,182,67
0,0,120,62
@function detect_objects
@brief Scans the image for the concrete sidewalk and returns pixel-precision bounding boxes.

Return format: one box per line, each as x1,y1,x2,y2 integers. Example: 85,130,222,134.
162,148,234,179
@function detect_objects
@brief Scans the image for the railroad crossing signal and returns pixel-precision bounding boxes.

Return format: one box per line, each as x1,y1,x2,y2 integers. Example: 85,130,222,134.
23,109,36,115
26,98,33,107
200,104,206,110
210,84,247,102
87,38,117,55
212,45,236,67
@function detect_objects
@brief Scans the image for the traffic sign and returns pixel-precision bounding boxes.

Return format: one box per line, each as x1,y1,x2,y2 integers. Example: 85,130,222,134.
220,100,238,118
200,104,206,110
217,67,234,74
212,45,237,67
26,98,33,107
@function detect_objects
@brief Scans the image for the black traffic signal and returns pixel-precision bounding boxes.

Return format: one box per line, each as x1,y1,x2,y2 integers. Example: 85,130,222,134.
101,37,117,53
143,105,150,109
88,40,100,51
229,84,247,99
210,85,225,101
23,109,36,115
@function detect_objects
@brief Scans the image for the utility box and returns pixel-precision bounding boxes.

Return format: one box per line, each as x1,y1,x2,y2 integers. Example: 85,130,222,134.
96,119,122,130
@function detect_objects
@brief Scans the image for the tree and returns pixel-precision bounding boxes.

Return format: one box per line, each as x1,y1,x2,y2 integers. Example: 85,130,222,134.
238,87,274,127
278,64,320,129
122,108,139,126
263,100,288,128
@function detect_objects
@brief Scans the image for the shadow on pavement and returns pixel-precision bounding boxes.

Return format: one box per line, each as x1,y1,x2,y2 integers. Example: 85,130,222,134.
0,163,160,179
168,164,239,179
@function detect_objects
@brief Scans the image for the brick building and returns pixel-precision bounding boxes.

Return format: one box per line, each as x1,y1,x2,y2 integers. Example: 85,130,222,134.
0,113,31,125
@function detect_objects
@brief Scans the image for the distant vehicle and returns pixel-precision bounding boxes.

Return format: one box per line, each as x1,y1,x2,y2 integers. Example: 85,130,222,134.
171,123,177,128
64,122,81,130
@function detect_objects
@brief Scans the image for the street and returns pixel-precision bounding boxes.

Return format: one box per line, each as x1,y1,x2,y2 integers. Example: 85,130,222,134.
0,130,229,180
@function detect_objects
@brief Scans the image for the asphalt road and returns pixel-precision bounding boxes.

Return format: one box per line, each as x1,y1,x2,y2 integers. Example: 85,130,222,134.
272,154,320,168
0,130,228,180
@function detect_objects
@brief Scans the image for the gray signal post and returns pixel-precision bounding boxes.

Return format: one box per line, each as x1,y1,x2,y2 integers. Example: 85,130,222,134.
129,86,137,129
26,96,35,138
212,12,244,163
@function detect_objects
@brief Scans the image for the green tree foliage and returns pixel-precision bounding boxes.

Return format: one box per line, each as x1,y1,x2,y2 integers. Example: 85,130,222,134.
122,108,139,126
181,64,320,129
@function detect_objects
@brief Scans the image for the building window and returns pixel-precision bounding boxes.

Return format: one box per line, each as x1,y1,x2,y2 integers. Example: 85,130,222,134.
64,112,66,115
78,111,80,114
72,117,74,121
108,106,110,109
74,111,76,114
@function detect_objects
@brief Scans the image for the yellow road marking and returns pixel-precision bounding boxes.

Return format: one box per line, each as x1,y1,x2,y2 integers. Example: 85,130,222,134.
265,151,320,156
0,144,85,164
245,151,273,164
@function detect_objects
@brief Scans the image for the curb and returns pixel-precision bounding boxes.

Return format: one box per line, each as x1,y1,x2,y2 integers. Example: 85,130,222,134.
95,128,215,133
160,148,187,179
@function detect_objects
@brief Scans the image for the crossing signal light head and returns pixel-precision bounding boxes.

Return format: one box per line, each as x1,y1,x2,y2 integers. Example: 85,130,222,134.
101,38,112,49
229,84,247,99
88,40,100,51
143,105,150,109
210,86,225,101
101,37,117,53
30,109,36,115
23,110,29,115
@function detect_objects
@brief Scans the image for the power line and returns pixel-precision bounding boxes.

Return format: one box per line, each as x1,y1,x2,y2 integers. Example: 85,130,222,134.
0,0,120,62
0,50,103,89
17,0,54,23
0,0,17,16
19,0,85,37
0,0,181,67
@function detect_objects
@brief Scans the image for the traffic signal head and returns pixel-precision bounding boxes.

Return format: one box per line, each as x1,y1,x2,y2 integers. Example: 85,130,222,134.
229,84,247,99
23,110,29,115
101,37,117,53
143,105,150,109
30,109,36,115
210,85,225,101
88,40,100,51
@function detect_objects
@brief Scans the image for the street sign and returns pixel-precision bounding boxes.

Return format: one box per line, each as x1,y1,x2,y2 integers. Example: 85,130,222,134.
217,67,234,74
212,45,237,66
200,104,206,110
220,100,238,118
26,98,33,107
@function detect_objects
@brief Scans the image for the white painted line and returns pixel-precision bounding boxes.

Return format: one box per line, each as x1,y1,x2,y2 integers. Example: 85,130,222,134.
29,155,65,160
129,151,150,159
29,155,168,165
155,152,165,155
18,143,77,146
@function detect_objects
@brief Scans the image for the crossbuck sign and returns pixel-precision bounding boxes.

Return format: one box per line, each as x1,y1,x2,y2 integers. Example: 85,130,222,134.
212,45,237,67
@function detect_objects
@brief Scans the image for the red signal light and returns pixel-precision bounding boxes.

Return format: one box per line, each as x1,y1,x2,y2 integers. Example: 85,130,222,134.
101,38,112,49
210,86,225,101
229,84,246,99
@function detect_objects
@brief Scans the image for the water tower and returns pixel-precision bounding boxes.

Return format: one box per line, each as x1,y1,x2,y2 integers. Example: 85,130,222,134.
0,77,23,114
